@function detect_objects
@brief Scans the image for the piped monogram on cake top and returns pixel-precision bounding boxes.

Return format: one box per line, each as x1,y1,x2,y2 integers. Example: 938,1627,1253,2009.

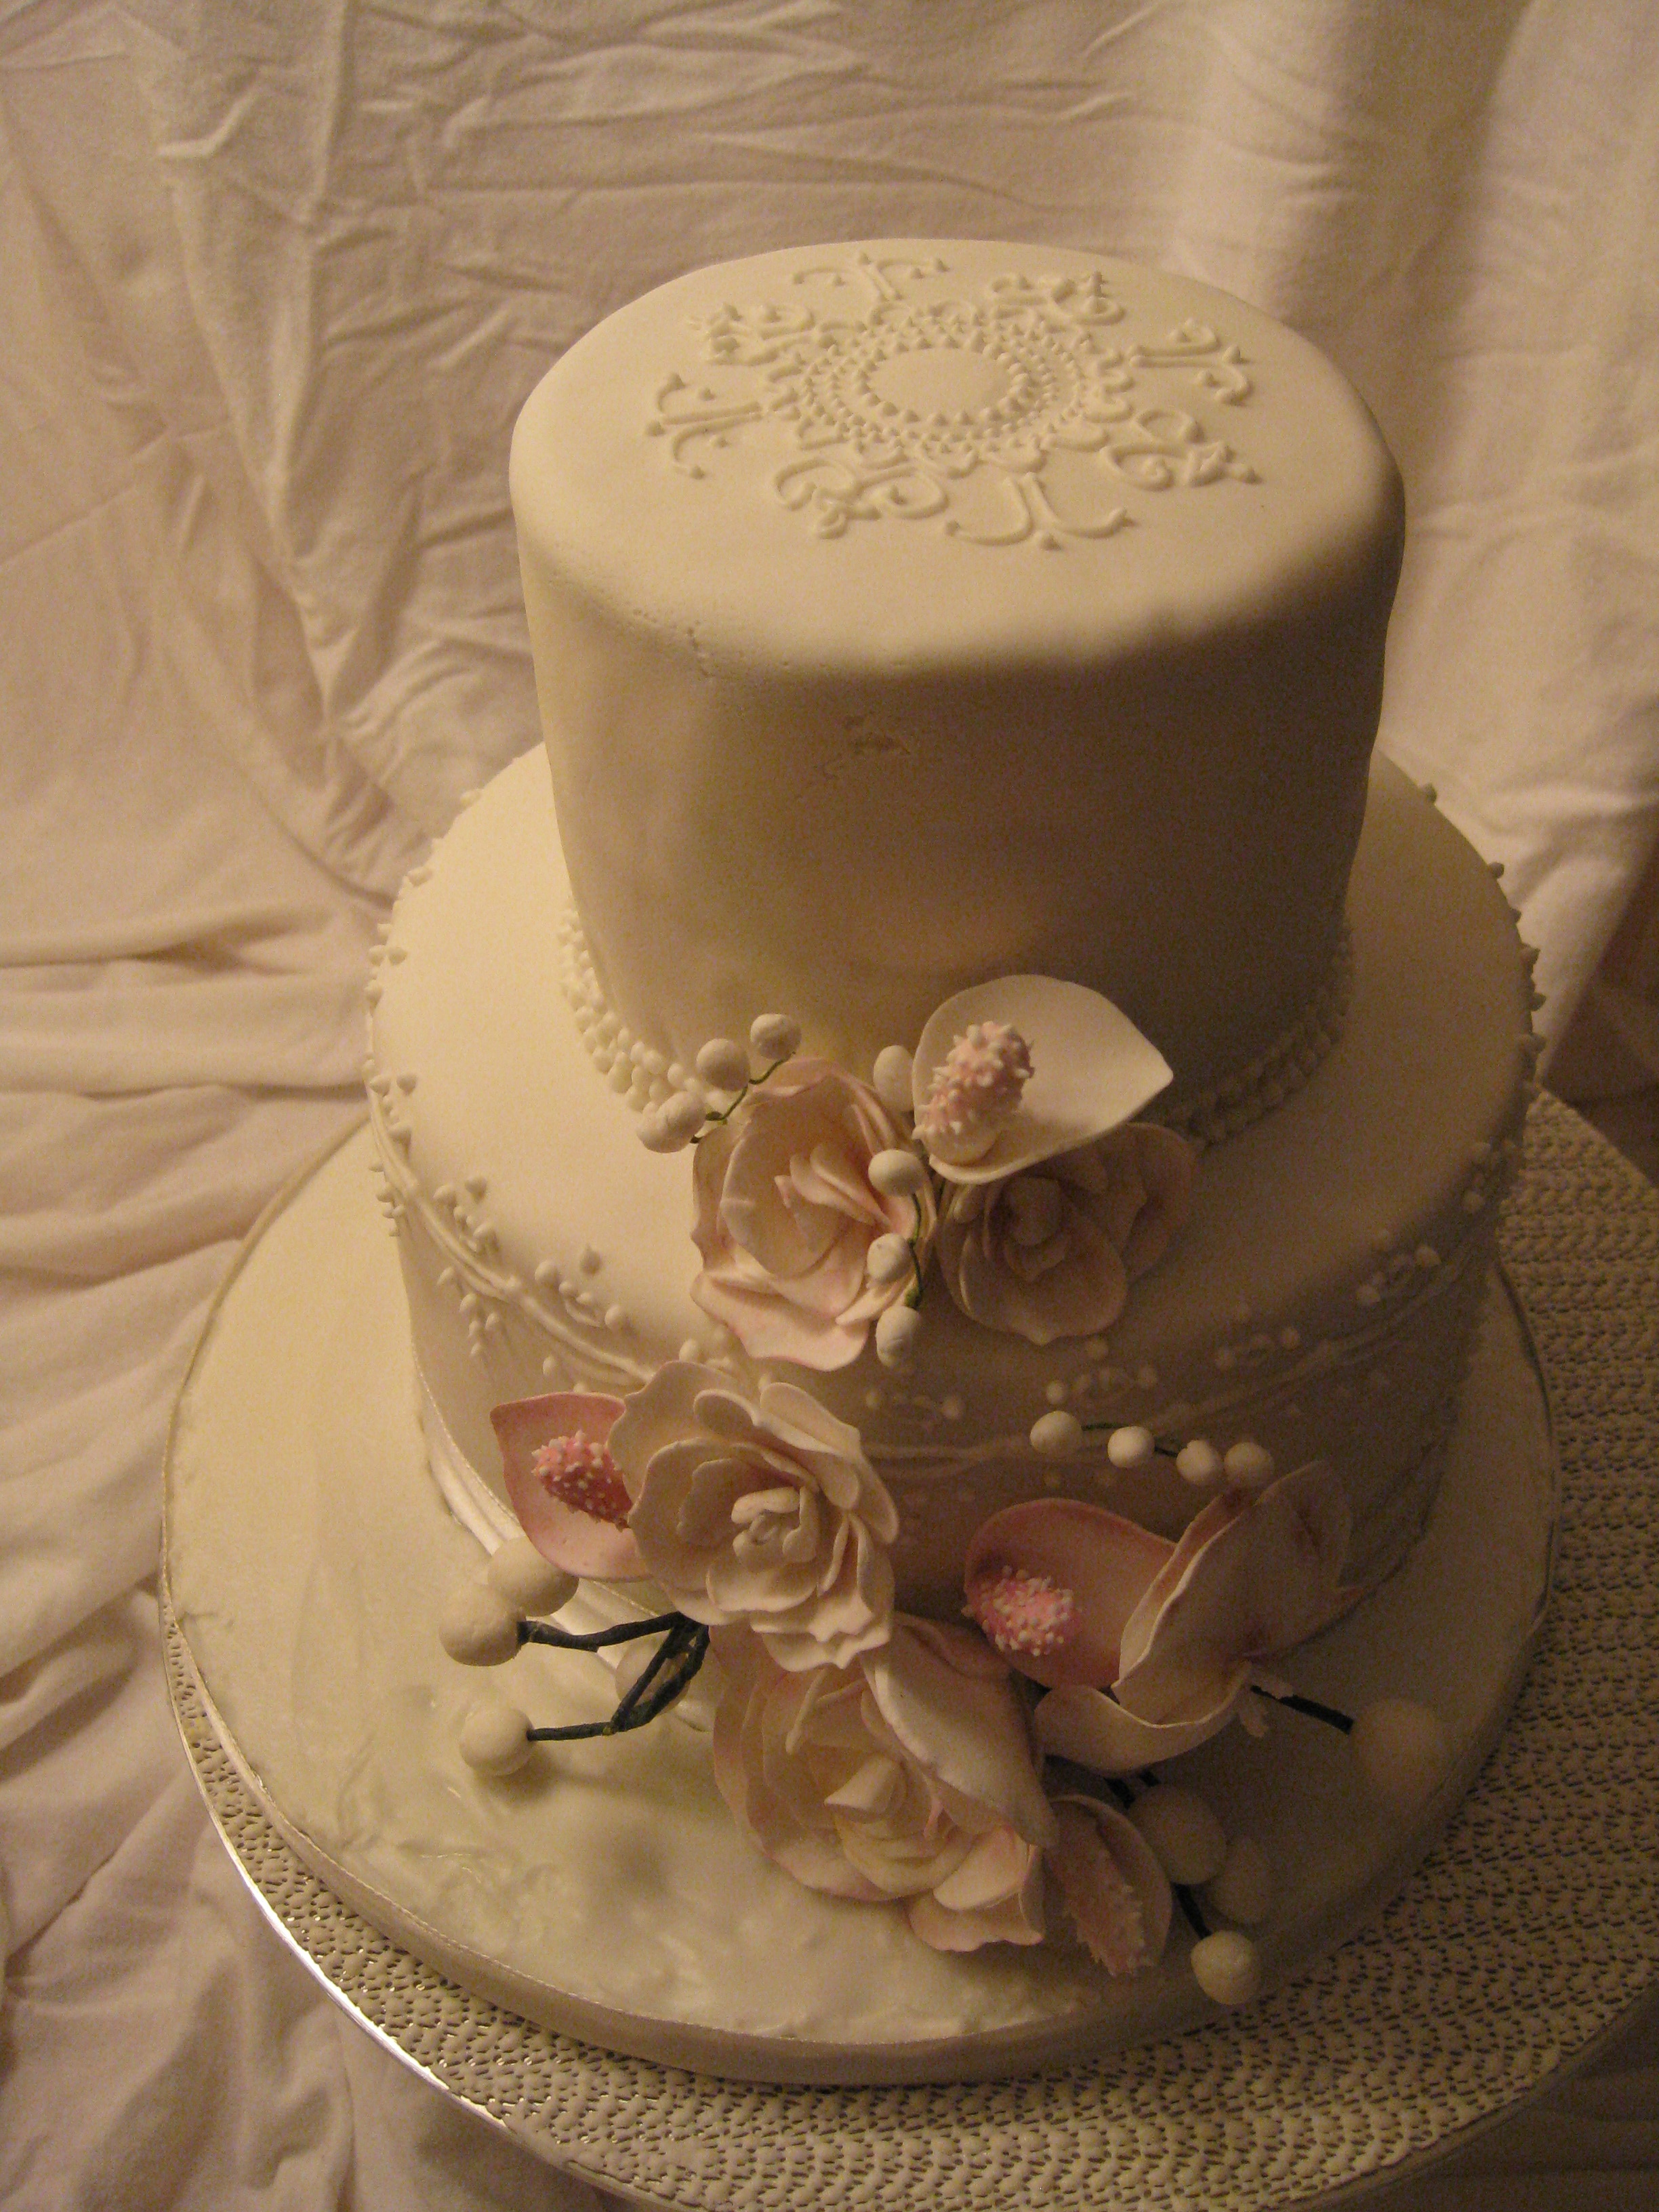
647,249,1258,548
438,977,1451,2005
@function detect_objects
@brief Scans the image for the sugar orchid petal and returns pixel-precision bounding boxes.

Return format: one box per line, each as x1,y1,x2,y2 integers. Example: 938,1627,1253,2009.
1033,1677,1250,1776
1115,1484,1256,1681
865,1618,1057,1849
1114,1462,1351,1723
963,1498,1174,1689
491,1392,648,1580
912,976,1172,1185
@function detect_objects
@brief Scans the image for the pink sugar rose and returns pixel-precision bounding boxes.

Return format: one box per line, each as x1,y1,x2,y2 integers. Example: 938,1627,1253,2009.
964,1462,1351,1774
690,1057,935,1370
937,1120,1195,1347
609,1363,899,1671
710,1617,1054,1952
491,1392,647,1580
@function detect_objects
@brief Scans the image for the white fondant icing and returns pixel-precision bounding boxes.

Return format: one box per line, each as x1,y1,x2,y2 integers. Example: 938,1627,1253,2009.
511,241,1402,1103
369,750,1529,1616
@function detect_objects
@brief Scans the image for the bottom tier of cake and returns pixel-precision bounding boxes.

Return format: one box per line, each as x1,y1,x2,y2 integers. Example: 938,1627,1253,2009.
165,1127,1554,2086
365,751,1536,1616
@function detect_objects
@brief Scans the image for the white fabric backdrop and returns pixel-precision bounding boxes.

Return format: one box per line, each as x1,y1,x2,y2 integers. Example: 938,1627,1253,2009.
2,5,1654,2207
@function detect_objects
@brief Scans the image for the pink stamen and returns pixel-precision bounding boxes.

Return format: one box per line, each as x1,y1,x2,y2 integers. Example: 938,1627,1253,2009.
966,1563,1077,1658
1071,1857,1147,1975
918,1021,1033,1142
530,1433,632,1528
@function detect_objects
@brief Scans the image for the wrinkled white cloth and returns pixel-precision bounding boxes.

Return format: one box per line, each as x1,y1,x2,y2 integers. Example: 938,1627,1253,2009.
2,5,1654,2207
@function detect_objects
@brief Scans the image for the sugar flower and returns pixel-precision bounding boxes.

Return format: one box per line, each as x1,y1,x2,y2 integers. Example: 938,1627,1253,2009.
609,1363,898,1671
491,1392,648,1580
690,1058,935,1370
963,1461,1351,1774
1046,1793,1173,1976
710,1616,1053,1952
915,1019,1034,1166
937,1121,1195,1345
911,976,1172,1185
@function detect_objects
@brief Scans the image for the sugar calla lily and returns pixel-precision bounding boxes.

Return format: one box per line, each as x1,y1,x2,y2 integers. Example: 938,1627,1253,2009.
912,976,1172,1185
963,1462,1351,1776
1046,1793,1173,1975
491,1393,649,1580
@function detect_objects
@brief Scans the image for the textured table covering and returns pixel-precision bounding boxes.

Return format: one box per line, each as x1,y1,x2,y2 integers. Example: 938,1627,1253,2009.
164,1095,1658,2211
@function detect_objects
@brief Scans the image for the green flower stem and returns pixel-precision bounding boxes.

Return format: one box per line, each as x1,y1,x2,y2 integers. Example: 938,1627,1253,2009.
690,1054,791,1143
520,1610,686,1652
903,1190,928,1309
524,1618,711,1741
1258,1686,1354,1734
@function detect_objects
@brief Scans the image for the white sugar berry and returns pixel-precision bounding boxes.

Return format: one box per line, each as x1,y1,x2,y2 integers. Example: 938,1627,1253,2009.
1191,1929,1263,2008
1223,1440,1276,1492
875,1304,922,1371
659,1090,708,1143
865,1232,914,1286
438,1580,521,1666
1128,1784,1227,1886
1106,1424,1155,1470
1351,1699,1452,1820
1175,1439,1225,1488
750,1012,800,1061
869,1147,929,1200
636,1110,674,1152
1030,1409,1084,1459
1202,1835,1273,1926
459,1698,533,1776
872,1044,915,1118
695,1037,750,1092
487,1537,577,1617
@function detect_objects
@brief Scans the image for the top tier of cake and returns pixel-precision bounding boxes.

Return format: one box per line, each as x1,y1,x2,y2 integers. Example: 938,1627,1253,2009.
510,241,1404,1108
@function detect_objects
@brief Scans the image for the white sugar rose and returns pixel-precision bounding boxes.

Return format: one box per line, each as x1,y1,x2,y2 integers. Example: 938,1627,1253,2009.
710,1618,1054,1952
937,1121,1195,1346
609,1364,898,1671
690,1058,935,1370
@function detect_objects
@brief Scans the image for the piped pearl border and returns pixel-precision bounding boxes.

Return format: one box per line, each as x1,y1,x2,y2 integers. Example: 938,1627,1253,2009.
556,907,707,1116
555,901,1353,1152
1160,927,1352,1149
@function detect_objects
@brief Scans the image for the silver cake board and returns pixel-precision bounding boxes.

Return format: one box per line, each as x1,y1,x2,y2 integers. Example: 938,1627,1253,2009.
161,1095,1658,2209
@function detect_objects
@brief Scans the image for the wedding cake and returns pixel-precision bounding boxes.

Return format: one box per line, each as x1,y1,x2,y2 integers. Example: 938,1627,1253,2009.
359,241,1540,2039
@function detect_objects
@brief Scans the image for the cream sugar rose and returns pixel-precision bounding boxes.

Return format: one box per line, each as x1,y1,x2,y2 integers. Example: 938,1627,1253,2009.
368,240,1536,2001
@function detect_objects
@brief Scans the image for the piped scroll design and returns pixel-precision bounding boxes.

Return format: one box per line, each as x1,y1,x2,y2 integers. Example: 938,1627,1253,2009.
646,250,1258,548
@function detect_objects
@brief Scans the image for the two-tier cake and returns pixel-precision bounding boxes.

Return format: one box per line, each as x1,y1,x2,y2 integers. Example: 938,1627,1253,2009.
173,243,1551,2082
